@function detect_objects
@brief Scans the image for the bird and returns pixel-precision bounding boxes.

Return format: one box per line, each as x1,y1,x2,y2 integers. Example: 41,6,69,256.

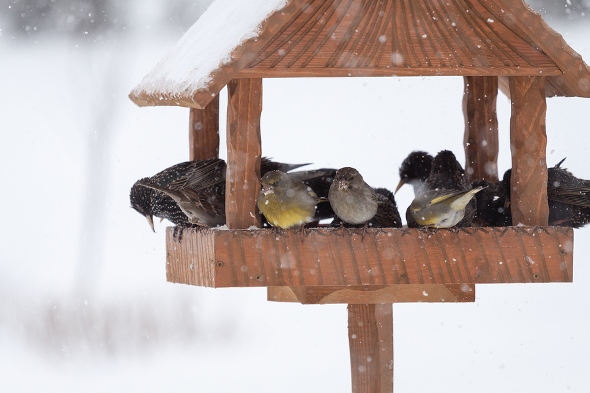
406,187,485,229
329,167,377,227
479,158,590,228
257,170,320,229
289,168,336,224
395,151,434,195
132,158,227,228
328,167,401,231
407,149,477,228
471,173,511,227
130,157,311,234
130,183,188,232
424,150,470,191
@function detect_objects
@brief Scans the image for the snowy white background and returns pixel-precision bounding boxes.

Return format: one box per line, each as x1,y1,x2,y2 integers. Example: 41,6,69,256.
1,2,589,392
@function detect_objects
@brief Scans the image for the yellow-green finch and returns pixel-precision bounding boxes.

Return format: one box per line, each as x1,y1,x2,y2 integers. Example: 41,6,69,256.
257,170,319,229
407,187,484,228
328,167,378,226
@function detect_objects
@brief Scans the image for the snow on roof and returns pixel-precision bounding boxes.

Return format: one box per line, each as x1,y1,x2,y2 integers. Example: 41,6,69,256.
130,0,287,101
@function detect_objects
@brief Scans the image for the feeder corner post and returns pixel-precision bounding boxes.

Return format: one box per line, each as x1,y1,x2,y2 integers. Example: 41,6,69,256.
226,78,263,230
348,303,394,393
189,94,220,160
509,76,549,226
463,76,499,183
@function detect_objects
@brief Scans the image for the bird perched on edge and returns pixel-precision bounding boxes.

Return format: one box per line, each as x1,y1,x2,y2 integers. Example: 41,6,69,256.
407,187,484,229
396,150,470,193
257,170,320,230
474,158,590,228
328,167,402,230
395,151,434,195
132,158,227,229
423,150,470,191
130,157,311,233
406,150,478,228
288,168,337,224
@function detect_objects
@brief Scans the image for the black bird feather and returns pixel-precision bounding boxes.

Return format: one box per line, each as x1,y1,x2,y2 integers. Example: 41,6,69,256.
130,158,334,236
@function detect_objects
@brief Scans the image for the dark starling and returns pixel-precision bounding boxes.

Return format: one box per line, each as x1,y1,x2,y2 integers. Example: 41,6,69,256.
371,187,403,228
260,157,310,174
395,151,434,195
407,150,475,228
424,150,470,191
289,168,336,223
130,182,191,231
130,157,311,234
471,176,511,227
134,158,227,228
497,158,590,228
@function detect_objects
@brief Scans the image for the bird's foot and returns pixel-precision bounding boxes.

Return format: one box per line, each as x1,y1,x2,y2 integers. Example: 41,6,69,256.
172,226,185,242
361,222,369,242
296,224,308,242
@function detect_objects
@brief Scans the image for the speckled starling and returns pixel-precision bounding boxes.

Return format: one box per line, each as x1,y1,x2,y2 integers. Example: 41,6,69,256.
133,158,227,228
471,174,511,227
424,150,470,191
395,151,434,195
493,158,590,228
130,157,310,233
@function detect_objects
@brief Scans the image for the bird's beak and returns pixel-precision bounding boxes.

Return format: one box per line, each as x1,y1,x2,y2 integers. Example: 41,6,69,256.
394,178,408,194
261,184,274,195
145,214,155,232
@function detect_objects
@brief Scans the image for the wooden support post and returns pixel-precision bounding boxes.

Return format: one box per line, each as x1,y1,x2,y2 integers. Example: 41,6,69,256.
463,76,499,183
509,76,549,226
189,95,220,160
348,304,393,393
226,79,263,229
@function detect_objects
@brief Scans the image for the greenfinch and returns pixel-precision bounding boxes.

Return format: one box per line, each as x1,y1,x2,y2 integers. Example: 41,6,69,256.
407,187,484,229
257,170,320,229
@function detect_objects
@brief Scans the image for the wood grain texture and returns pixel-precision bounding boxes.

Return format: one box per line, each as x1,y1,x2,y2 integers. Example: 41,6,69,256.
463,76,499,183
509,76,549,226
486,0,590,98
129,0,590,109
348,304,393,393
165,227,573,288
243,0,558,76
189,95,220,160
226,79,262,229
267,284,475,304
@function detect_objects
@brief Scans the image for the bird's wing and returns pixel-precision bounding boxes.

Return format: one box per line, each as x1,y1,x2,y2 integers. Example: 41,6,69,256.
427,189,467,205
548,188,590,207
289,168,336,199
175,159,226,191
181,188,224,217
261,157,311,174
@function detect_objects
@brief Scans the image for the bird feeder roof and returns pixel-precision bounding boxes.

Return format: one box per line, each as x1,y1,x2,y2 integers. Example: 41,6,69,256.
129,0,590,109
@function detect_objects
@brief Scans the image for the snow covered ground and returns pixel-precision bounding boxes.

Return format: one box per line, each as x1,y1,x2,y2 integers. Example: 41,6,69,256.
1,9,590,393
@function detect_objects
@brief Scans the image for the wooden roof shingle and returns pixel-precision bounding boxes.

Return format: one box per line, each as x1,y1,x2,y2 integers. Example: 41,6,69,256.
130,0,590,109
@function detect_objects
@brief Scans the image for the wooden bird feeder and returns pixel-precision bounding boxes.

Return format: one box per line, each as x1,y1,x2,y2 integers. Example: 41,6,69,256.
129,0,590,391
